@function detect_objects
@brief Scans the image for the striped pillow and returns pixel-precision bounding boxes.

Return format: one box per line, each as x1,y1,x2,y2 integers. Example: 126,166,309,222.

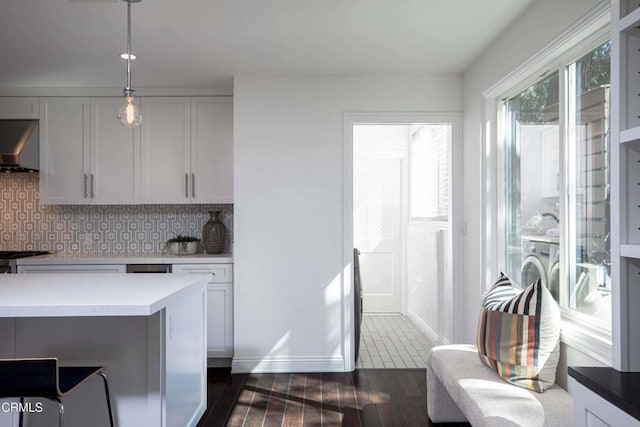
477,273,561,392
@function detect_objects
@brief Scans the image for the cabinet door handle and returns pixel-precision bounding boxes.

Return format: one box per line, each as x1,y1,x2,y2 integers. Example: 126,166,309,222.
185,173,189,199
90,174,95,199
192,173,196,198
84,174,88,199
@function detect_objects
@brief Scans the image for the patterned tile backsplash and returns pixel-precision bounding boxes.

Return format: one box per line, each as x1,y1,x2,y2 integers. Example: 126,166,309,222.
0,174,233,255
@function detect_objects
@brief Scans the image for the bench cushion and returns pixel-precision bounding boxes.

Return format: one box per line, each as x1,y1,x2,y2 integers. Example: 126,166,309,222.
428,344,573,427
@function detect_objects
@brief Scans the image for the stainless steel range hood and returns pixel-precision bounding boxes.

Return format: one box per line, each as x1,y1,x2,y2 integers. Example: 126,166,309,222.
0,119,39,173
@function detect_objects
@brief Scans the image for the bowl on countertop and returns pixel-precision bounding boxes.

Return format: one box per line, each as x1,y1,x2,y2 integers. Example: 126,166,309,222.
166,241,199,255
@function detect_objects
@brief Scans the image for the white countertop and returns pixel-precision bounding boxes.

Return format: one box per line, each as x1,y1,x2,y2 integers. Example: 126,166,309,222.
0,273,209,317
16,253,233,265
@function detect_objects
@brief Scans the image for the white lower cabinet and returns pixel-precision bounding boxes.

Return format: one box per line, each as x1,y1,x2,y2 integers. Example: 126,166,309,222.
206,282,233,358
569,377,640,427
17,261,234,358
172,264,233,358
17,264,126,274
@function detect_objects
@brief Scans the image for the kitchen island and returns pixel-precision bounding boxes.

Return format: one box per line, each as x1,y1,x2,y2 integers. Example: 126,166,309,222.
0,274,209,427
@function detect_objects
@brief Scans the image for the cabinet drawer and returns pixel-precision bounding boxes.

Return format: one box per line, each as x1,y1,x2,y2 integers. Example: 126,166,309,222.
17,264,126,274
172,263,233,283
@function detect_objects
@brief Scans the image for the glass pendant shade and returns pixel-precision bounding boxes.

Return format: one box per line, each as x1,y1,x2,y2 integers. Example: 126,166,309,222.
117,96,142,127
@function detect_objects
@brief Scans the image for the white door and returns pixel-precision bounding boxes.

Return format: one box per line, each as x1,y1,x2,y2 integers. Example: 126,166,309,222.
354,157,402,313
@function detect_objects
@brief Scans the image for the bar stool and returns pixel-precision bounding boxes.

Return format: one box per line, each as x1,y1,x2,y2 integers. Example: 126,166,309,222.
0,358,115,427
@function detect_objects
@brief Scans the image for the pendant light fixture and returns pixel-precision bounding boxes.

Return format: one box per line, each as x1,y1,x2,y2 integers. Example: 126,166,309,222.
117,0,142,128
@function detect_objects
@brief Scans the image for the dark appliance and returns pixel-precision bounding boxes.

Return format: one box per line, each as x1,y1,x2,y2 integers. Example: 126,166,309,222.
0,251,53,274
126,264,172,273
354,248,363,363
0,120,39,173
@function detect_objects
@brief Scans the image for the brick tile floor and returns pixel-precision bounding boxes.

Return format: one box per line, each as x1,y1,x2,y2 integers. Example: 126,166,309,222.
356,314,433,369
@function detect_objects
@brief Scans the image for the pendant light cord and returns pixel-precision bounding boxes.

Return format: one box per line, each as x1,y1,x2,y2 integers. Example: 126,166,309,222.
118,0,141,127
126,0,132,92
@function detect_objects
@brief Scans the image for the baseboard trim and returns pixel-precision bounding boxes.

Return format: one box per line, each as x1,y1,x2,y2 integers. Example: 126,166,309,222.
207,358,232,368
406,308,449,346
231,356,346,373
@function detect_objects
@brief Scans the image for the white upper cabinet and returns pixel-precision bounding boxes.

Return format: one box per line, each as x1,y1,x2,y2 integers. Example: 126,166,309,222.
40,97,90,204
140,97,191,203
191,97,233,203
38,96,233,205
141,96,233,204
0,97,39,119
91,97,139,204
39,97,138,204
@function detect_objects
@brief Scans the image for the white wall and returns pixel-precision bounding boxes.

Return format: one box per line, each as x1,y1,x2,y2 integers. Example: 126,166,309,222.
406,223,450,344
462,0,607,383
233,75,461,372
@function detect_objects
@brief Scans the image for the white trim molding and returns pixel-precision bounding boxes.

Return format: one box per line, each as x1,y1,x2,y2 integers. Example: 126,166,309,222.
560,317,613,366
482,1,610,98
0,86,233,97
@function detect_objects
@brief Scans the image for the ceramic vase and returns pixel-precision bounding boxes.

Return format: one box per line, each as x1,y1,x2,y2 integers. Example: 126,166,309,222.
202,211,226,254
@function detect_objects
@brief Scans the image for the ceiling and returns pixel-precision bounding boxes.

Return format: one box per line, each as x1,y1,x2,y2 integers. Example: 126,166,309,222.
0,0,536,90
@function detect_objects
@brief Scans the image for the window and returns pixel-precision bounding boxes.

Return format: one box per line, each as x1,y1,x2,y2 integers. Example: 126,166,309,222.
500,40,611,326
503,72,560,296
410,124,450,220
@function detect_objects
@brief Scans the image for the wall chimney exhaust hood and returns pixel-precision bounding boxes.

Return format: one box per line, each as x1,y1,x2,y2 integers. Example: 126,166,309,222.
0,120,39,173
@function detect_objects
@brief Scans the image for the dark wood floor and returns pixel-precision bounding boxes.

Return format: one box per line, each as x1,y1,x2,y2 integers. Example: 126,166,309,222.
196,368,471,427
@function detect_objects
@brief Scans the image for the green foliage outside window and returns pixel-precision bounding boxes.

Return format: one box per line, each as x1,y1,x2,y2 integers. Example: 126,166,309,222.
509,41,610,125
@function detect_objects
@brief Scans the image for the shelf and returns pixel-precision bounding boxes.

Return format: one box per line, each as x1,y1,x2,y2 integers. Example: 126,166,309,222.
619,7,640,34
621,126,640,144
612,0,640,376
621,244,640,259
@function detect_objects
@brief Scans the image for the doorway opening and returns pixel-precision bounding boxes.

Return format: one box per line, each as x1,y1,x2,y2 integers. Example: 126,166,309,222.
343,113,462,370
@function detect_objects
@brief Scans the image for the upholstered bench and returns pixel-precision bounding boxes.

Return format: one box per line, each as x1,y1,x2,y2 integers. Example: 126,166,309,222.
427,344,573,427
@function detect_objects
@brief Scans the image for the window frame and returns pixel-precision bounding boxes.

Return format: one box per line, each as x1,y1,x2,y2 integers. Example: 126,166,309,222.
492,27,613,365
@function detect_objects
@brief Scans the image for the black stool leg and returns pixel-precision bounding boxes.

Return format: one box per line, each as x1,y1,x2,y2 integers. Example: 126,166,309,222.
98,371,115,427
53,398,64,427
18,397,24,427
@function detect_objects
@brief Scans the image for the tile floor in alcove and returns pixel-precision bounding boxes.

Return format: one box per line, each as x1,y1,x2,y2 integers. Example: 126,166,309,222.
356,314,433,369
